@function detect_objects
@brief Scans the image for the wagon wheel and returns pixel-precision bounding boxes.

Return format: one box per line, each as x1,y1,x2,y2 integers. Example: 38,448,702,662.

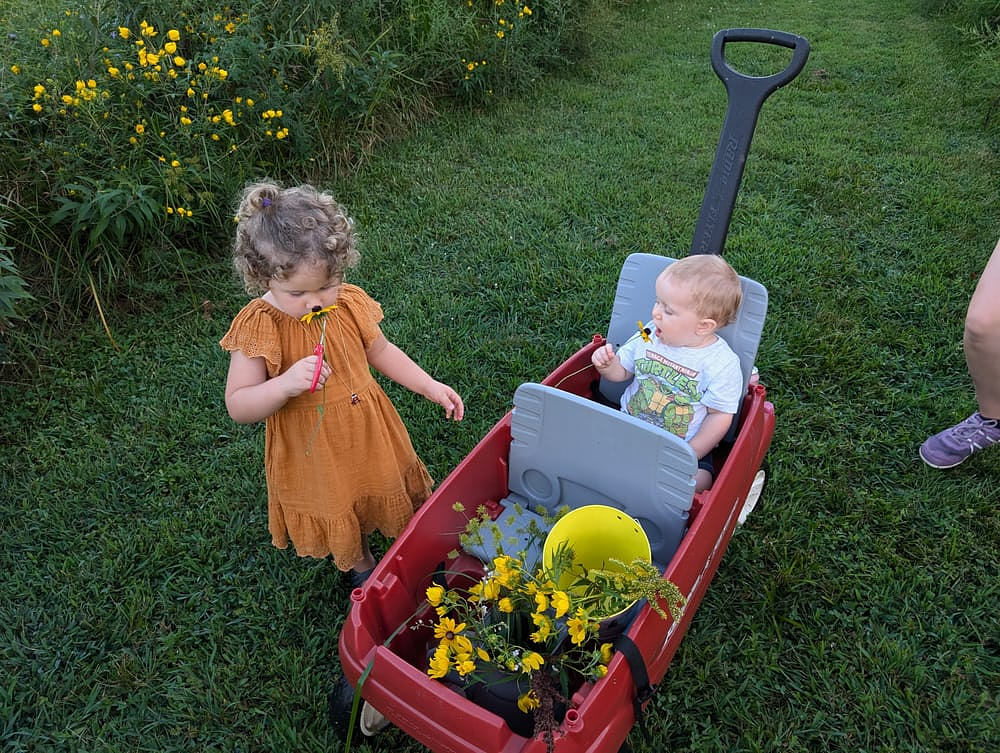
737,458,769,526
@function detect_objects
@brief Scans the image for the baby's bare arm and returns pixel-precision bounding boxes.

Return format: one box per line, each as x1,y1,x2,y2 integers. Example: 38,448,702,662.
688,408,733,460
591,343,631,382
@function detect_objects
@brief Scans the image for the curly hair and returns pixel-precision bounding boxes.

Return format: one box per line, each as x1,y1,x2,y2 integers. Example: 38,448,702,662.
231,181,360,295
660,254,743,327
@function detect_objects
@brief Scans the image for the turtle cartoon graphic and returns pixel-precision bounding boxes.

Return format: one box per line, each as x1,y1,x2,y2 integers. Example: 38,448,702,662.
628,379,661,421
628,381,695,437
660,393,694,437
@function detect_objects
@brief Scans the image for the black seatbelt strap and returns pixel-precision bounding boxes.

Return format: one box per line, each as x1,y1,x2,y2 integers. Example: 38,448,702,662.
613,634,656,748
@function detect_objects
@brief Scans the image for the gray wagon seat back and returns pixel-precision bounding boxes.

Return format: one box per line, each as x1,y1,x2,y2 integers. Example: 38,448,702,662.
465,382,698,572
599,253,768,444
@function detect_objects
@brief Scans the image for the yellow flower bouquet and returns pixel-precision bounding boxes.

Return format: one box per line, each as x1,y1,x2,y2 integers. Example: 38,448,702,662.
421,503,685,750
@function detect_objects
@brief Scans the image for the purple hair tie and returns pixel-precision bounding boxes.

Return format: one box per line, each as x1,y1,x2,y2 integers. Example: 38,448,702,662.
262,197,272,207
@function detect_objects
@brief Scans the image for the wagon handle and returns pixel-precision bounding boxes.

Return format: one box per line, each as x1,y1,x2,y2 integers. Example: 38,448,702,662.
690,28,810,256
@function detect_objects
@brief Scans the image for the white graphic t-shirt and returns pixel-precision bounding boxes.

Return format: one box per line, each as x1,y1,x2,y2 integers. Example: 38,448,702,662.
616,335,743,441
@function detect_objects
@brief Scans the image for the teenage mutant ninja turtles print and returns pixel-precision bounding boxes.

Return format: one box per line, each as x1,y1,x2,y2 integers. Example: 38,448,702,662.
616,337,743,442
626,354,701,438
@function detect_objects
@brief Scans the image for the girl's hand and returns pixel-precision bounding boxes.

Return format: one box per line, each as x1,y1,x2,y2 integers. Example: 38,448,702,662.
427,381,465,421
283,354,332,397
591,343,616,371
225,349,330,424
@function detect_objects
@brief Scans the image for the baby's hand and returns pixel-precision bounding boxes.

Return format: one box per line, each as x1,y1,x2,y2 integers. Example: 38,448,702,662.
591,343,617,371
285,354,331,396
427,381,465,421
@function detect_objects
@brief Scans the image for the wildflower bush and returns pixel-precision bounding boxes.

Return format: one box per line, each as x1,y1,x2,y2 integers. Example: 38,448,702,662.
0,0,599,322
421,503,685,750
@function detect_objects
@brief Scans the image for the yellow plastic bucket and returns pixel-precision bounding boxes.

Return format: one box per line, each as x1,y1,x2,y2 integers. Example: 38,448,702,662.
542,504,651,596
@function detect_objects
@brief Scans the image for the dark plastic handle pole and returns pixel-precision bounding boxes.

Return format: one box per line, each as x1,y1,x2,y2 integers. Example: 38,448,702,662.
690,29,810,256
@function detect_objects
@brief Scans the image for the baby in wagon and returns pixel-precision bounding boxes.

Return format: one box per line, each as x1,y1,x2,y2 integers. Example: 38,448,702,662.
591,254,744,492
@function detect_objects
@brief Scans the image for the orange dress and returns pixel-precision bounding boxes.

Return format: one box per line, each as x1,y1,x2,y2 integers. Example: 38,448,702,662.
219,284,433,570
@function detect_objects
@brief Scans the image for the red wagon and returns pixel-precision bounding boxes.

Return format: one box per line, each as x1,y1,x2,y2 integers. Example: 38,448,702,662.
335,28,809,753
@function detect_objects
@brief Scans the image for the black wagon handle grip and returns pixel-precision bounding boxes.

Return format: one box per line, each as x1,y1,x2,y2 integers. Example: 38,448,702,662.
690,28,810,256
711,28,810,94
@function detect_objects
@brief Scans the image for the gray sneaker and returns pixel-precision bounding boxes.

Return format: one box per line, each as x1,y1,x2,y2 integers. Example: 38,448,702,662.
919,412,1000,469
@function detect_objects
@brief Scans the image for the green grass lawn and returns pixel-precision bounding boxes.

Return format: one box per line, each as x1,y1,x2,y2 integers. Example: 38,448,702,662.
3,0,999,752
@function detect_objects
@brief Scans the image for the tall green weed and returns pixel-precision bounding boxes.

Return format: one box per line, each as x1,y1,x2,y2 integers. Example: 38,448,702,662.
0,219,34,327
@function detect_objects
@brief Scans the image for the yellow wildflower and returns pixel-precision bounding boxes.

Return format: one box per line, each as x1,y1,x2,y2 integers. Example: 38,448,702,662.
427,645,450,679
530,612,552,643
433,617,466,647
118,26,130,39
455,657,476,676
167,29,180,41
550,589,570,618
426,584,445,607
567,615,589,645
517,691,540,713
599,642,614,664
522,652,544,672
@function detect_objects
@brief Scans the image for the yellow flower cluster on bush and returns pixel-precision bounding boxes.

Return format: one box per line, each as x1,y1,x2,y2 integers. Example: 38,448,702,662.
12,11,291,227
491,0,532,39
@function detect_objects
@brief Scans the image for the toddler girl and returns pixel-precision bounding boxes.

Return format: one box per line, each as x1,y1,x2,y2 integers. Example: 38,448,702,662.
220,182,464,586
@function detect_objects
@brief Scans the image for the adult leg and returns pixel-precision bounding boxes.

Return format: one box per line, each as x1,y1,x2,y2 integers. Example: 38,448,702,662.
920,239,1000,468
964,238,1000,418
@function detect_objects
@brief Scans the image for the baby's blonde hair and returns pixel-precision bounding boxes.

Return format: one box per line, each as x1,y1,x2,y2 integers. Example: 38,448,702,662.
231,181,360,295
660,254,742,327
